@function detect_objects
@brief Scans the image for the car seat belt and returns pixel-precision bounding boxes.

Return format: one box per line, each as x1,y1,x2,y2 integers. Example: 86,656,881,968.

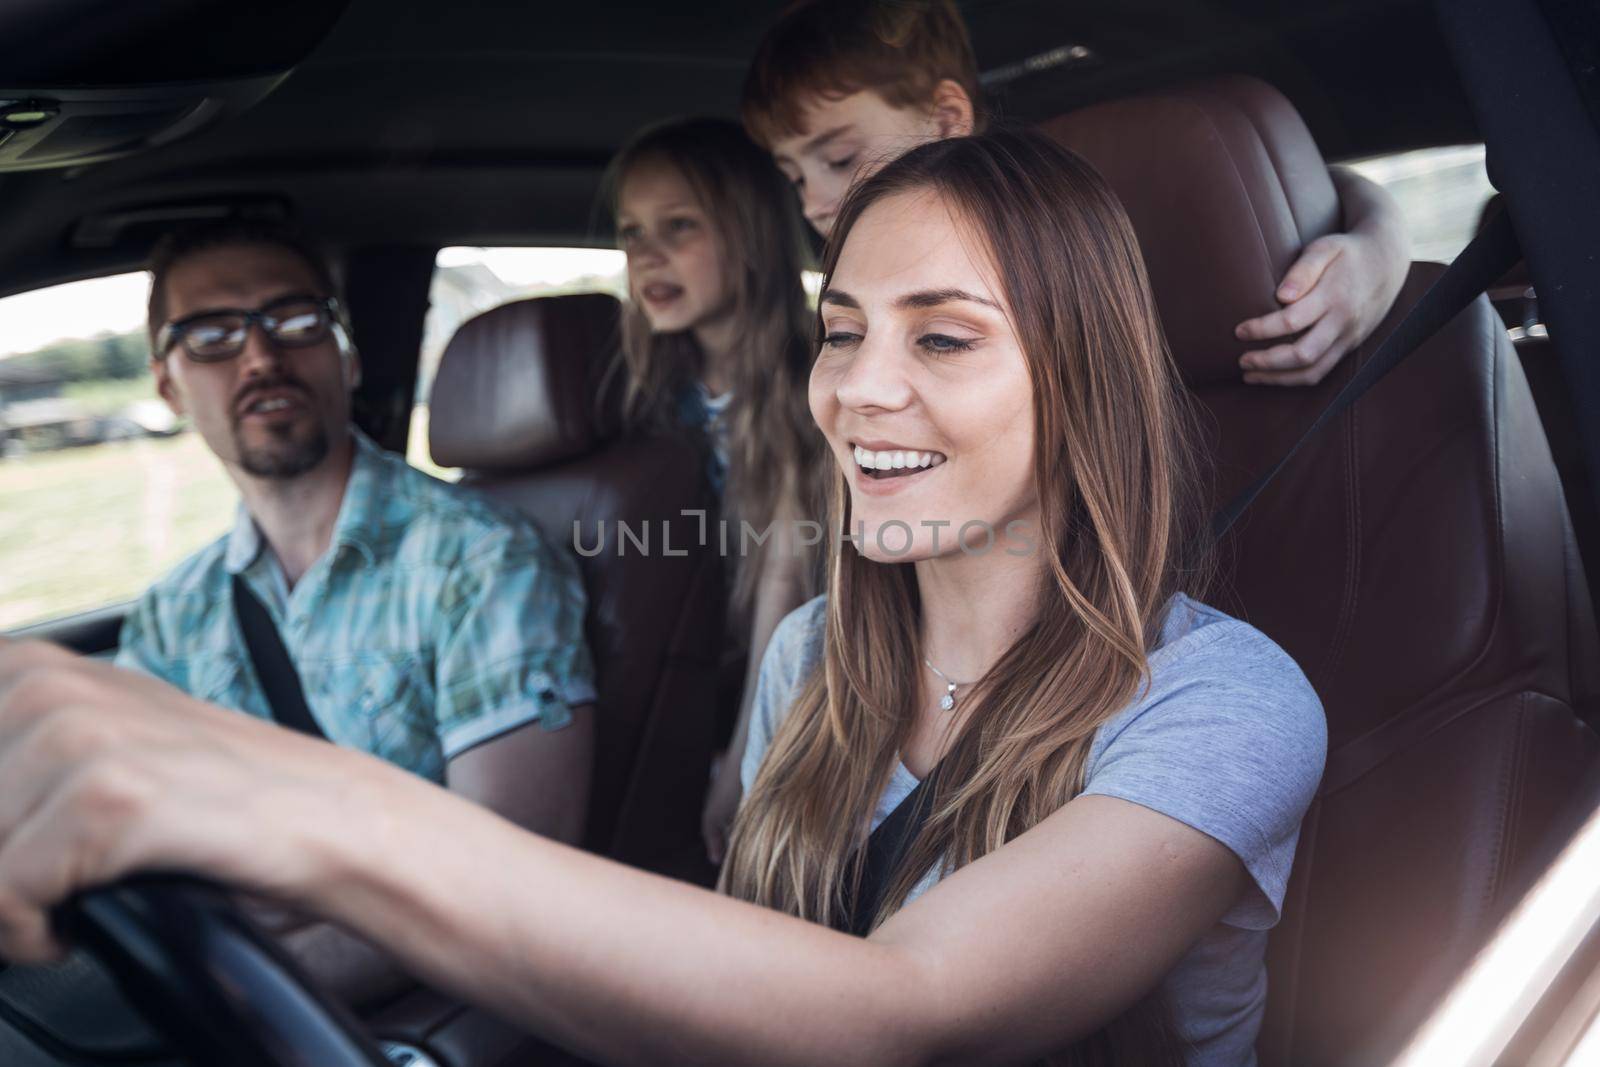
839,767,941,937
1212,208,1522,538
230,574,328,740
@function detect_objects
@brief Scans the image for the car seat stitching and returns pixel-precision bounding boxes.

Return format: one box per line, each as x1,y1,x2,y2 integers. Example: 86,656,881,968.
1281,797,1318,1062
1189,100,1286,311
1479,691,1527,926
1302,288,1520,773
1486,307,1509,685
1503,695,1531,906
1318,685,1570,798
1329,360,1363,683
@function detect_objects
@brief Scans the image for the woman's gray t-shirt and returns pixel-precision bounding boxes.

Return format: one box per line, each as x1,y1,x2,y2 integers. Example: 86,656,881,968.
739,593,1326,1066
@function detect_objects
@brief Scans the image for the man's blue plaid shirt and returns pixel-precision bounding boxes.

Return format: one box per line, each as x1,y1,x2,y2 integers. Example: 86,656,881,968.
116,431,596,782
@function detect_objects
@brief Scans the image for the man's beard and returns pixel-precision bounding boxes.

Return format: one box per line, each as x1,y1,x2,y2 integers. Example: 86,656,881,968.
234,419,330,479
231,373,332,479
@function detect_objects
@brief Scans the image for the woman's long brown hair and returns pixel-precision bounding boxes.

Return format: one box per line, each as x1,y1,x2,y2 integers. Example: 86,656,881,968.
720,129,1208,1064
606,117,825,622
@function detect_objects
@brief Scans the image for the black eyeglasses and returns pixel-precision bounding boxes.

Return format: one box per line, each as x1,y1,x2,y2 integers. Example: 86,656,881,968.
156,295,341,363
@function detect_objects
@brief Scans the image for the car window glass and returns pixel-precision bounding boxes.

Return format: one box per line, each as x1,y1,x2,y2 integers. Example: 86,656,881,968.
0,272,235,631
1346,143,1494,262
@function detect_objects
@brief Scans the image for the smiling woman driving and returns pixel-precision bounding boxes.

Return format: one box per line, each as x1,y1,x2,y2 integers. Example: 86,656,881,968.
0,129,1325,1067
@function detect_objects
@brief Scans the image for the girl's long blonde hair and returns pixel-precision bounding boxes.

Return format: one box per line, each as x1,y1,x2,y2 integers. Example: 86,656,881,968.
606,117,825,622
720,129,1208,1065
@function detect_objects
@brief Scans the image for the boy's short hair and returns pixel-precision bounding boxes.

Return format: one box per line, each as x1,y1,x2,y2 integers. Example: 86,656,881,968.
741,0,982,147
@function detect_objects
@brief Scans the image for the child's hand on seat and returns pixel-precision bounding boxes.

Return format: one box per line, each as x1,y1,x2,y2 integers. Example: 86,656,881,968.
1235,227,1406,387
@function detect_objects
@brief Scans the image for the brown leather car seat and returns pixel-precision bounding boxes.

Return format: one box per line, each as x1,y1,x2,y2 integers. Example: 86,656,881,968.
428,292,723,884
1041,78,1600,1065
1477,193,1599,611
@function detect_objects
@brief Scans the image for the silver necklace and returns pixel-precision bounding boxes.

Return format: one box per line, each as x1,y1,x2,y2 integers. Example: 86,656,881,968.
923,658,973,711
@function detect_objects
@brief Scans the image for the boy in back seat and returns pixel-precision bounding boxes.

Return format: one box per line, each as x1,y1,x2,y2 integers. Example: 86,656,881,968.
742,0,1411,389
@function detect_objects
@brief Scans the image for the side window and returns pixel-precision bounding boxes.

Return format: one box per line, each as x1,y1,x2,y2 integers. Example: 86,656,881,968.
410,247,628,476
1345,144,1495,262
0,273,236,631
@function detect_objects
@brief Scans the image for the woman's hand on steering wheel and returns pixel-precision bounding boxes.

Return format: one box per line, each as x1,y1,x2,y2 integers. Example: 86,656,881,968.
0,637,388,965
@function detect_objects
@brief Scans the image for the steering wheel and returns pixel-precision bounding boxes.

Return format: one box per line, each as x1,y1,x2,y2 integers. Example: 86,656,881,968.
52,875,393,1067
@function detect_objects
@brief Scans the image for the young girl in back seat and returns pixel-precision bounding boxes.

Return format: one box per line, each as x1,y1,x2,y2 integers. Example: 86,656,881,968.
607,117,826,864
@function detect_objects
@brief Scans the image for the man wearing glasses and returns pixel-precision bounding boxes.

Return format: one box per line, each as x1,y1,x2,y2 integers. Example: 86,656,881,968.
116,220,597,1005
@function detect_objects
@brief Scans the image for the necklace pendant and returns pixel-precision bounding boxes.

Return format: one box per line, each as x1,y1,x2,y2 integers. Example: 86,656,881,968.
940,684,956,711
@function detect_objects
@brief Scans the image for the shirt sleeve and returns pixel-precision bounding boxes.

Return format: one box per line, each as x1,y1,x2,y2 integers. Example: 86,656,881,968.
113,588,183,688
740,595,828,792
1080,622,1327,930
432,524,597,761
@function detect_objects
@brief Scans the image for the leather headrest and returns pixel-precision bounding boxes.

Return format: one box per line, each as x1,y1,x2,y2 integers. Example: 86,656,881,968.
1039,76,1340,386
429,292,622,471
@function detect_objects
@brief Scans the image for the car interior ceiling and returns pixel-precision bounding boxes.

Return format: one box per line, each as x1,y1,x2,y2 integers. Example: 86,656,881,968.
0,0,1512,481
2,2,1599,1067
0,0,1471,298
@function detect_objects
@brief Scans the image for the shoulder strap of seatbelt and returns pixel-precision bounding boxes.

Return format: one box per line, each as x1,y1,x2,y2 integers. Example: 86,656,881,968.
840,766,941,937
1212,208,1522,539
230,573,327,740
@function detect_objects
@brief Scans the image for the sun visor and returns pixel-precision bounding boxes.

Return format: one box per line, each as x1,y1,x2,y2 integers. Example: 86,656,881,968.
0,0,352,172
